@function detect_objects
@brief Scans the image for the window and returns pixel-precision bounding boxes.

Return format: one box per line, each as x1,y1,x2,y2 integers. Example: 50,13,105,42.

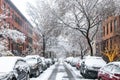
110,21,112,32
7,7,10,16
3,3,6,14
103,26,105,36
107,23,109,34
110,38,112,49
15,59,26,68
104,64,113,72
114,19,117,32
112,65,120,73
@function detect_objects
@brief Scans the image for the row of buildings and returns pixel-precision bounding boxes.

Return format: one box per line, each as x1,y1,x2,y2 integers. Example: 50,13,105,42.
96,15,120,61
0,0,42,56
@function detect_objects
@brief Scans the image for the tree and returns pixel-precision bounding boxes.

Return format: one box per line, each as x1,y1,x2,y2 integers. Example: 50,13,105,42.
51,0,118,56
102,44,120,62
0,7,26,56
26,1,62,57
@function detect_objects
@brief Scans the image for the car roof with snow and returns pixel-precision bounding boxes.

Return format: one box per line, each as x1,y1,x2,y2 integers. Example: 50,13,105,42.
25,55,40,59
0,56,23,72
108,61,120,66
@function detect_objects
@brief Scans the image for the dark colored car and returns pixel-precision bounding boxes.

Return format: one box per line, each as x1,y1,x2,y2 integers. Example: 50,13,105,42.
98,62,120,80
0,56,30,80
80,56,106,79
25,55,43,77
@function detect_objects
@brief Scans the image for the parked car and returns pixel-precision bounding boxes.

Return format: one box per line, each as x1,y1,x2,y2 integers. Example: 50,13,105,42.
25,55,43,77
40,57,47,71
0,56,30,80
80,56,106,79
45,58,52,67
76,59,82,70
98,62,120,80
65,57,74,64
71,57,80,67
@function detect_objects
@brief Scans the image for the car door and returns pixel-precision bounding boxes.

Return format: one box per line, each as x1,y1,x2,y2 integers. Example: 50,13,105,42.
14,60,28,80
110,65,120,79
102,64,113,80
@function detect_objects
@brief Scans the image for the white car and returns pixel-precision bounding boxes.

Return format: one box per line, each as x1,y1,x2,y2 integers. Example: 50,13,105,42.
80,56,106,79
25,55,43,77
0,56,30,80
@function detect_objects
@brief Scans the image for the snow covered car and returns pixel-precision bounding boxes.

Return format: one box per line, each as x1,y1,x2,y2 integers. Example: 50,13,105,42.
0,56,30,80
25,55,43,77
45,58,52,67
71,57,80,67
40,57,47,70
98,62,120,80
80,56,106,78
76,59,82,70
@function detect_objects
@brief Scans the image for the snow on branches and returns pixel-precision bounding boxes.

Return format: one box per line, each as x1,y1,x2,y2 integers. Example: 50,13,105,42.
0,28,26,43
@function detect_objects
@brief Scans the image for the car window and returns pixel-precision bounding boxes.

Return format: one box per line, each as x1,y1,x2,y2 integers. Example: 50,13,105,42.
37,58,41,63
112,65,120,73
104,64,113,72
15,60,26,68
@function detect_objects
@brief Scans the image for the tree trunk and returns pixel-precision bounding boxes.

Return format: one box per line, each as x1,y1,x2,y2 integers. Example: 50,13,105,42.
81,50,83,59
43,35,46,57
87,38,93,56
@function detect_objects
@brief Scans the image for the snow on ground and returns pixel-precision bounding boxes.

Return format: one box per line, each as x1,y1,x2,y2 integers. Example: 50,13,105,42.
55,61,68,80
30,62,58,80
64,62,82,79
55,72,68,80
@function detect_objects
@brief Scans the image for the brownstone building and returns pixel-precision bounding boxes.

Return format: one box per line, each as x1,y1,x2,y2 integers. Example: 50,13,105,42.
0,0,33,56
102,15,120,58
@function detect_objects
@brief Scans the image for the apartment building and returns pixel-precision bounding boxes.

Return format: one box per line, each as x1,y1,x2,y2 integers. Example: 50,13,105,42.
102,15,120,58
0,0,33,56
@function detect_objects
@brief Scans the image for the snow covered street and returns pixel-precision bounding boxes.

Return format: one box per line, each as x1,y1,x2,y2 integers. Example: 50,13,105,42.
30,61,97,80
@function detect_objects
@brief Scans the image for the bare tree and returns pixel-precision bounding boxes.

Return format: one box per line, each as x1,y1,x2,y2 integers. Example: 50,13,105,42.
26,1,62,57
52,0,117,56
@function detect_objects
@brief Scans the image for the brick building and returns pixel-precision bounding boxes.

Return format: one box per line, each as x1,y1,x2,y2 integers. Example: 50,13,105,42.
0,0,33,56
32,31,42,55
102,15,120,57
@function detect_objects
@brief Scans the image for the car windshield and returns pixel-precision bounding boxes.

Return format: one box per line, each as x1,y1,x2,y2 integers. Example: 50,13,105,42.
26,57,37,63
112,65,120,73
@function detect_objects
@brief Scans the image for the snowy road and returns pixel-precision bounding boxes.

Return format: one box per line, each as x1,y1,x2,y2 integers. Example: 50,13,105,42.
30,61,96,80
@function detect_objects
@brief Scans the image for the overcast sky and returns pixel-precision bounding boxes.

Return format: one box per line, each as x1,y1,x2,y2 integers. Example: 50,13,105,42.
11,0,35,18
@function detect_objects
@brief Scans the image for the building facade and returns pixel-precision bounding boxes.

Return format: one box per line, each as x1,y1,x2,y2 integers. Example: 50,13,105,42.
102,15,120,59
0,0,33,56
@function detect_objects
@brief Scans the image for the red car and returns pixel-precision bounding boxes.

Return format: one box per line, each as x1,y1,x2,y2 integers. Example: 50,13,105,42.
98,62,120,80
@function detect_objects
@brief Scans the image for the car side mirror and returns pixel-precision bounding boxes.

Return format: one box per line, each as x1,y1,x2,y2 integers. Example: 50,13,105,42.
37,59,42,63
15,66,22,72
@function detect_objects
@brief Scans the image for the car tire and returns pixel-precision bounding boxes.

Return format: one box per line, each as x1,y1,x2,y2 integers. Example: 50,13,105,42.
26,73,30,80
81,69,89,78
35,69,40,77
12,77,17,80
39,66,43,73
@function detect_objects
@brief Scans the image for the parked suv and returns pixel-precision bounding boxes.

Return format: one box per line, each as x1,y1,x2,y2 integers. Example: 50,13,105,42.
80,56,106,79
25,55,43,77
